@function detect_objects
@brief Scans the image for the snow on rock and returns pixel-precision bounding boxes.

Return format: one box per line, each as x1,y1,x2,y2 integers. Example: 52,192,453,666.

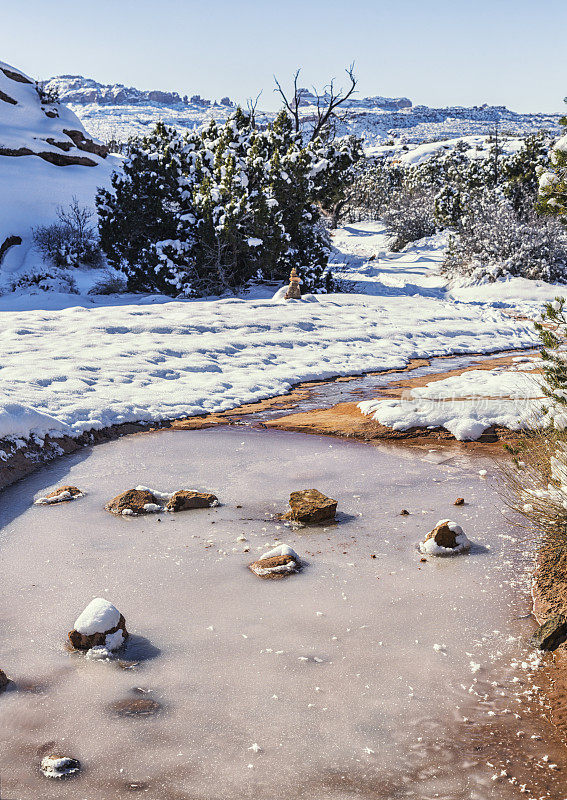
69,597,128,651
73,598,121,635
358,366,542,441
0,59,117,285
105,488,160,516
260,544,300,562
40,755,81,780
419,520,471,556
249,544,302,579
34,484,84,505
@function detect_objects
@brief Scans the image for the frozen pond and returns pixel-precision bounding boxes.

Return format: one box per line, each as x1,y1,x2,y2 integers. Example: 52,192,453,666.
0,427,543,799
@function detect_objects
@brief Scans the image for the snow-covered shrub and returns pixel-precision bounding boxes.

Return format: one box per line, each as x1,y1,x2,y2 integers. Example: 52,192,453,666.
346,158,405,221
382,186,438,250
10,267,78,294
35,80,60,105
442,192,567,283
97,110,355,296
33,198,103,270
87,274,128,295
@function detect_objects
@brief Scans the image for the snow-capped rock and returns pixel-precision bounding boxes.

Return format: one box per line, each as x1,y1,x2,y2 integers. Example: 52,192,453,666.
419,520,471,556
40,755,81,779
68,597,128,651
249,544,302,579
34,485,84,505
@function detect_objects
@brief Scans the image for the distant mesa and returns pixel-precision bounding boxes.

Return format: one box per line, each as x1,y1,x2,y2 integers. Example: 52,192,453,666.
44,74,236,109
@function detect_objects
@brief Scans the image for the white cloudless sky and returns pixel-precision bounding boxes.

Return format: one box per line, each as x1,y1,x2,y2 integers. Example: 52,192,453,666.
2,0,566,113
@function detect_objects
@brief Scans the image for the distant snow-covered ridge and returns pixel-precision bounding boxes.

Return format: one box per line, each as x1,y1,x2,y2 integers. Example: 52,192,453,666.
43,74,563,147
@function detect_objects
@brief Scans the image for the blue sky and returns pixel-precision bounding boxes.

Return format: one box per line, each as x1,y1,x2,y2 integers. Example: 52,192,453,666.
3,0,566,112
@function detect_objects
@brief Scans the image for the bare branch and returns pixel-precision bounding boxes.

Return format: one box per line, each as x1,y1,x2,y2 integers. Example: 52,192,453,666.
275,64,358,142
246,91,263,126
273,69,301,133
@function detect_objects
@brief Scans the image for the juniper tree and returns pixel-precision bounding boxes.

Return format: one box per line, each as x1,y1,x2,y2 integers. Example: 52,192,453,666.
539,114,567,222
535,298,567,410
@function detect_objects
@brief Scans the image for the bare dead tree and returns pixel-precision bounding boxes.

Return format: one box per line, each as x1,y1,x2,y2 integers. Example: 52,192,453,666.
246,91,263,127
273,64,358,142
273,69,302,134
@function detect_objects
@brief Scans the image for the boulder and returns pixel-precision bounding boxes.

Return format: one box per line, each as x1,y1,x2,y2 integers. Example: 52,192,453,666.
419,519,471,556
249,544,301,579
165,490,218,512
454,497,465,506
0,669,9,692
105,488,159,516
35,485,84,505
281,489,337,525
40,755,81,779
68,597,128,651
530,614,567,651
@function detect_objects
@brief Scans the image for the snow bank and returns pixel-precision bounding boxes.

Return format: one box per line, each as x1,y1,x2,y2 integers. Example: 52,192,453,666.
73,598,121,635
0,294,537,444
0,402,69,440
359,367,542,441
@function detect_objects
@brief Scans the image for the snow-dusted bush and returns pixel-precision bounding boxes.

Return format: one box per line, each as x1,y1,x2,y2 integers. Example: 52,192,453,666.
442,192,567,283
381,186,438,251
87,274,128,295
346,158,405,221
10,267,78,294
34,198,103,270
98,110,359,297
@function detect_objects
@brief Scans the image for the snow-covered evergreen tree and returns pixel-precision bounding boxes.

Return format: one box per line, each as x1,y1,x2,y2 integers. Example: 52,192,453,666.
97,122,193,294
539,115,567,222
98,107,355,296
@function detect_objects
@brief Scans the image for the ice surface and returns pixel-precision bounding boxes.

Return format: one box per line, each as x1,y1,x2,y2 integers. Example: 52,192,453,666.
0,426,542,798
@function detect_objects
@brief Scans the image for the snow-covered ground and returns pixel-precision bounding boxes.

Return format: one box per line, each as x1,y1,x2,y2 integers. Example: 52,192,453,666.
0,219,556,448
359,359,544,441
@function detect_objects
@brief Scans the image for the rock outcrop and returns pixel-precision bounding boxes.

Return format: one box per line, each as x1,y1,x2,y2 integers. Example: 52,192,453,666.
35,485,84,505
0,669,9,692
68,597,128,651
281,489,337,525
530,614,567,651
165,489,218,512
249,544,301,579
419,520,471,556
